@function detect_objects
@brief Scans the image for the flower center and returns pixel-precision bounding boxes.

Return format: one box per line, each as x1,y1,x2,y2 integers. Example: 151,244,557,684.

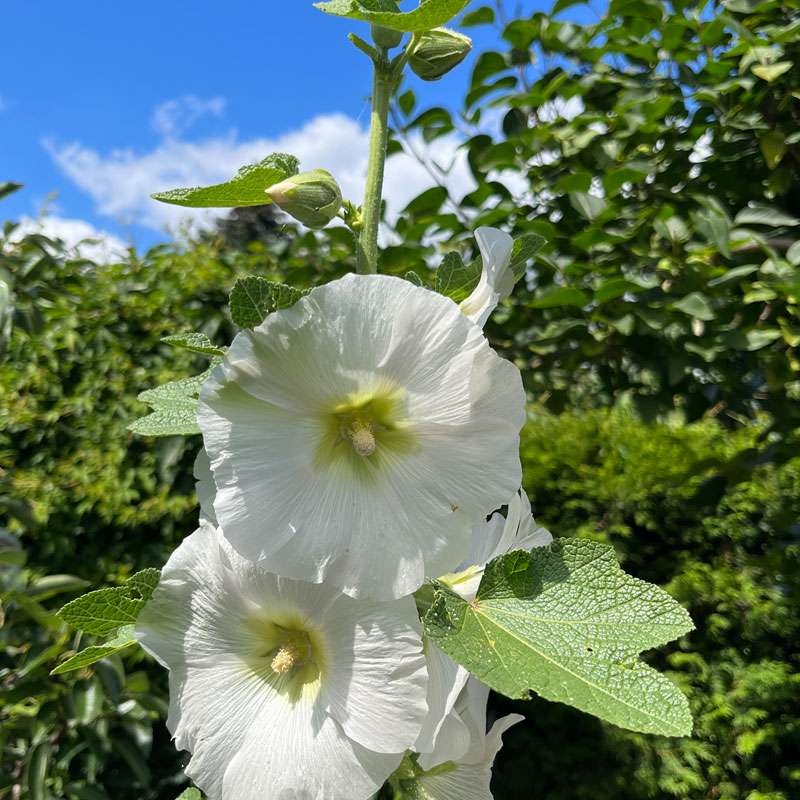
315,388,416,477
246,612,327,703
345,416,377,457
270,630,312,674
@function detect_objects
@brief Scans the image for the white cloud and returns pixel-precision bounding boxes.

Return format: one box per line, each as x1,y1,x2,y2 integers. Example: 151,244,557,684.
151,95,227,139
45,110,480,236
9,215,129,263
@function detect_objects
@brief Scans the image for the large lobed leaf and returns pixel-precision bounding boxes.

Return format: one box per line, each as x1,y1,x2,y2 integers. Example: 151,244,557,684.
58,568,160,637
229,276,306,328
315,0,470,32
151,153,299,208
127,358,222,437
424,539,694,737
52,569,160,675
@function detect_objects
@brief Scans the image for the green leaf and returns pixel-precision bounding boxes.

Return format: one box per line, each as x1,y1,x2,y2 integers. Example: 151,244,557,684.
461,5,494,26
136,365,219,408
672,292,715,320
707,264,759,287
58,569,160,637
0,181,23,201
128,359,221,437
161,332,225,357
175,790,203,800
26,742,50,800
509,233,546,280
786,240,800,265
314,0,470,32
424,541,694,736
553,0,587,12
569,192,608,222
724,328,783,351
594,278,643,304
760,130,786,169
751,61,792,82
531,286,588,308
229,276,306,329
25,574,90,601
734,204,799,227
434,251,479,302
151,153,299,208
126,405,200,437
555,172,592,193
50,626,138,675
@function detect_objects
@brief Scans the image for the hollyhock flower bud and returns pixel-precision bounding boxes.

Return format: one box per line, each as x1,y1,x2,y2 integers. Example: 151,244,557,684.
265,168,342,229
409,28,472,81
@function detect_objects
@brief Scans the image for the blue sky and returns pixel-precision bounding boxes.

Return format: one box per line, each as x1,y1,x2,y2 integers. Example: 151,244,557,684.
1,1,550,254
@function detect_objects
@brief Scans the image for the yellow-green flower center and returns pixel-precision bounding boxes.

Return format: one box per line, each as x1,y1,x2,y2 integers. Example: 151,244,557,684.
247,612,327,703
315,388,417,478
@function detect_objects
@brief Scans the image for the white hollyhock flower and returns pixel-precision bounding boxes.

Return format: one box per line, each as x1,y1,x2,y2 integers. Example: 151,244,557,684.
459,227,515,328
198,273,525,599
135,523,428,800
416,490,550,764
399,680,523,800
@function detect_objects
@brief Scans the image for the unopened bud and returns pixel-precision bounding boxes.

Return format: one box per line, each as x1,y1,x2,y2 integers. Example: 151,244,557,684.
371,23,403,49
265,169,342,229
409,28,472,82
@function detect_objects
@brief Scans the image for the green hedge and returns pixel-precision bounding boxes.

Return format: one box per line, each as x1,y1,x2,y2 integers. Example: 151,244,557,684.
491,409,800,800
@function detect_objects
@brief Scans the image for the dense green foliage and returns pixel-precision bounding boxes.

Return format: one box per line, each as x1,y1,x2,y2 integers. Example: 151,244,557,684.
492,409,800,800
2,0,799,797
390,0,800,439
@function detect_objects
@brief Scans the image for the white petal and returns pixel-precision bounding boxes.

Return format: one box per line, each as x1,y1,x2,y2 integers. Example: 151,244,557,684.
320,594,428,754
193,448,217,527
199,273,525,599
453,679,491,765
222,697,401,800
460,227,514,328
415,644,471,768
417,713,523,800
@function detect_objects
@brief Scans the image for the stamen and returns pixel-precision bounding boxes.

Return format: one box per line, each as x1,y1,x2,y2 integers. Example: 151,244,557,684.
271,646,298,674
270,634,309,674
347,418,376,457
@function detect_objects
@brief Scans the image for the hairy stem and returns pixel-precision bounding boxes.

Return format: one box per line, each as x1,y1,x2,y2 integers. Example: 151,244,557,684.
357,54,394,274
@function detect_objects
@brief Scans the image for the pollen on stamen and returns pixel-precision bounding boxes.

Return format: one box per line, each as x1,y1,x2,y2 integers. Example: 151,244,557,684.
348,419,377,457
271,643,300,674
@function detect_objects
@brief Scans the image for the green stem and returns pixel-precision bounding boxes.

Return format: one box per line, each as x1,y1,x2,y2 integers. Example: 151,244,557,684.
357,53,394,275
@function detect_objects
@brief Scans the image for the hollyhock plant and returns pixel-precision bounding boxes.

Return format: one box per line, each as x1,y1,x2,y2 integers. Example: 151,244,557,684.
135,523,428,800
55,5,695,798
198,273,525,599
